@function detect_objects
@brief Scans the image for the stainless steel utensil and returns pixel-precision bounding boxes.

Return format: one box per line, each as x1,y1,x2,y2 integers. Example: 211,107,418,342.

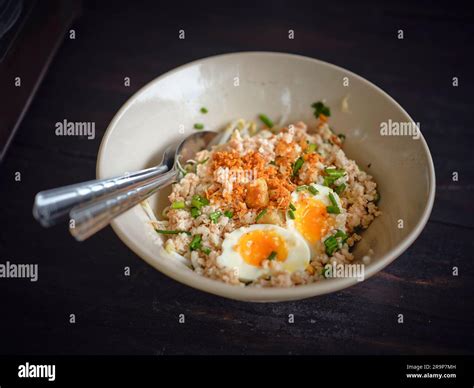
33,147,175,227
32,130,218,241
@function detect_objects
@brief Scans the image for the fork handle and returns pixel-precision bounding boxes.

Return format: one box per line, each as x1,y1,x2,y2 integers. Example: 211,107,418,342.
69,169,178,241
33,164,168,227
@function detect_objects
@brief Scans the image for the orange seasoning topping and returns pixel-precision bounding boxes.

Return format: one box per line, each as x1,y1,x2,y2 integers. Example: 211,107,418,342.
209,148,296,217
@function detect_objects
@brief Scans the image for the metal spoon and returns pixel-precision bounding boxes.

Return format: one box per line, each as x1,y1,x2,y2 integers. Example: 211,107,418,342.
33,131,218,238
68,130,218,241
33,148,175,227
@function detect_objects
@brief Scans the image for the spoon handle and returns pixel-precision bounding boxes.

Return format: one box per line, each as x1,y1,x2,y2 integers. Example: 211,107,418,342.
33,164,169,227
69,169,178,241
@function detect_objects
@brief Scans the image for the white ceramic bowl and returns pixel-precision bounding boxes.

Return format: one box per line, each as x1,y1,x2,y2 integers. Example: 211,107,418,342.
97,52,435,302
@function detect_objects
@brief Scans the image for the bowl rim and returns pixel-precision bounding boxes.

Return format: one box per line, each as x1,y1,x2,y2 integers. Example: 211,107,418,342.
97,51,436,302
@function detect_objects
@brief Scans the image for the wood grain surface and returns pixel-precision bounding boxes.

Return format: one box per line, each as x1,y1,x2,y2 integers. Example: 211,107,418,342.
0,0,473,355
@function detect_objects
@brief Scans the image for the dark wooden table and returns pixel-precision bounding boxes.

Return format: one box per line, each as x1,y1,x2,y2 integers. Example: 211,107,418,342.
0,0,473,355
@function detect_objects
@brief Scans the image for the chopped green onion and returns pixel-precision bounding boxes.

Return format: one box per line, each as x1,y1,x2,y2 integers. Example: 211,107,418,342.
323,168,345,187
255,209,267,222
296,184,318,195
258,114,274,128
289,203,296,211
324,236,339,256
326,205,340,214
224,210,234,218
288,209,295,219
328,192,338,207
334,229,348,243
334,183,346,195
292,157,304,177
190,234,202,251
191,194,209,209
201,246,211,255
269,160,277,166
338,134,346,142
194,123,204,130
155,229,191,236
322,176,332,187
327,193,341,214
191,197,201,208
324,168,345,178
327,192,341,214
311,101,331,118
190,207,200,218
296,185,308,192
200,107,208,114
267,251,277,261
171,201,186,209
307,142,317,153
323,230,347,256
307,185,318,195
209,211,222,224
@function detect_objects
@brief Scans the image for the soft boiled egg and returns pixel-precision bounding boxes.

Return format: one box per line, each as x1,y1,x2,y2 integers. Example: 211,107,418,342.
287,183,346,254
217,224,310,281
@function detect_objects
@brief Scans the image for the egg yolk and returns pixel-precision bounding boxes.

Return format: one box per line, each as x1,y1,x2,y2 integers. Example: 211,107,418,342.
235,230,288,267
294,197,335,243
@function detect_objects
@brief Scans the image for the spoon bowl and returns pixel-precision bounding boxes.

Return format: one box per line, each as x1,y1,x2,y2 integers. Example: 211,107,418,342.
67,130,220,240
